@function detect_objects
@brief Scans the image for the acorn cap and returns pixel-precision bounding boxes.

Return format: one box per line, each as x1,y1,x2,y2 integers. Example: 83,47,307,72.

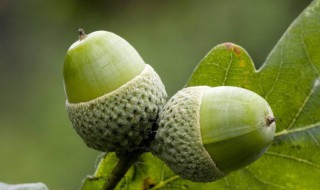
67,65,167,152
151,86,225,182
151,86,275,182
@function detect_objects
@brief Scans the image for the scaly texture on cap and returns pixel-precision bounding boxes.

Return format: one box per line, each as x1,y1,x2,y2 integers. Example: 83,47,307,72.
66,64,167,153
151,86,226,182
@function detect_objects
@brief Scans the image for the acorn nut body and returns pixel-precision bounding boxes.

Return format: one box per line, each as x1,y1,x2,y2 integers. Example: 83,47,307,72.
63,30,167,153
151,86,276,182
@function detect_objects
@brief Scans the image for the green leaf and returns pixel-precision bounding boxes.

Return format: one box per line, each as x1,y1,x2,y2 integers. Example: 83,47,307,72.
81,153,118,190
186,0,320,189
82,0,320,189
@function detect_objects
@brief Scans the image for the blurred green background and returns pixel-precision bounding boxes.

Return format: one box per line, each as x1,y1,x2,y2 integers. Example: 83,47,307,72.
0,0,312,189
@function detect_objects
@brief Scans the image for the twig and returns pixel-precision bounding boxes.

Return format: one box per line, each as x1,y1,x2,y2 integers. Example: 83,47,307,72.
103,151,143,190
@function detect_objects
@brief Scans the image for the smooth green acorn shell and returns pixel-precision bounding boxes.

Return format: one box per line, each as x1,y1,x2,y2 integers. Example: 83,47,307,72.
151,86,275,182
63,30,145,103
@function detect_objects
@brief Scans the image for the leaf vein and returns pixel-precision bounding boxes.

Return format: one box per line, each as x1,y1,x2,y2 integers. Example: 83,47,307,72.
160,163,166,181
208,62,228,70
275,121,320,137
150,175,180,190
222,51,233,85
245,168,287,189
264,44,284,100
301,28,320,75
307,130,320,148
265,151,320,169
222,177,230,189
287,78,319,130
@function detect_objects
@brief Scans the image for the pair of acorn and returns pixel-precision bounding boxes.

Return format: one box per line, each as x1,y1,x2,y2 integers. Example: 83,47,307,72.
63,29,276,182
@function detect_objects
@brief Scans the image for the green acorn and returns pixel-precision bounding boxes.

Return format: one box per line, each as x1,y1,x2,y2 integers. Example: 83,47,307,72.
63,29,167,153
151,86,276,182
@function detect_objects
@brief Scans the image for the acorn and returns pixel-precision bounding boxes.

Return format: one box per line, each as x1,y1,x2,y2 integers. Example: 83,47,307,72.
63,29,167,153
151,86,276,182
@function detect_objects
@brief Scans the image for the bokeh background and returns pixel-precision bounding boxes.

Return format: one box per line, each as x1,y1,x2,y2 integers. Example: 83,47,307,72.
0,0,312,189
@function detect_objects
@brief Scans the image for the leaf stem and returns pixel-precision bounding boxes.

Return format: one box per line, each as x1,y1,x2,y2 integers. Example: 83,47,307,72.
103,151,143,190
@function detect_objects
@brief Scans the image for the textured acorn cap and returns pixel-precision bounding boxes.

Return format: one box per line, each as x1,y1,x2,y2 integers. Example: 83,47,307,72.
66,64,167,153
151,86,275,182
151,86,225,182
